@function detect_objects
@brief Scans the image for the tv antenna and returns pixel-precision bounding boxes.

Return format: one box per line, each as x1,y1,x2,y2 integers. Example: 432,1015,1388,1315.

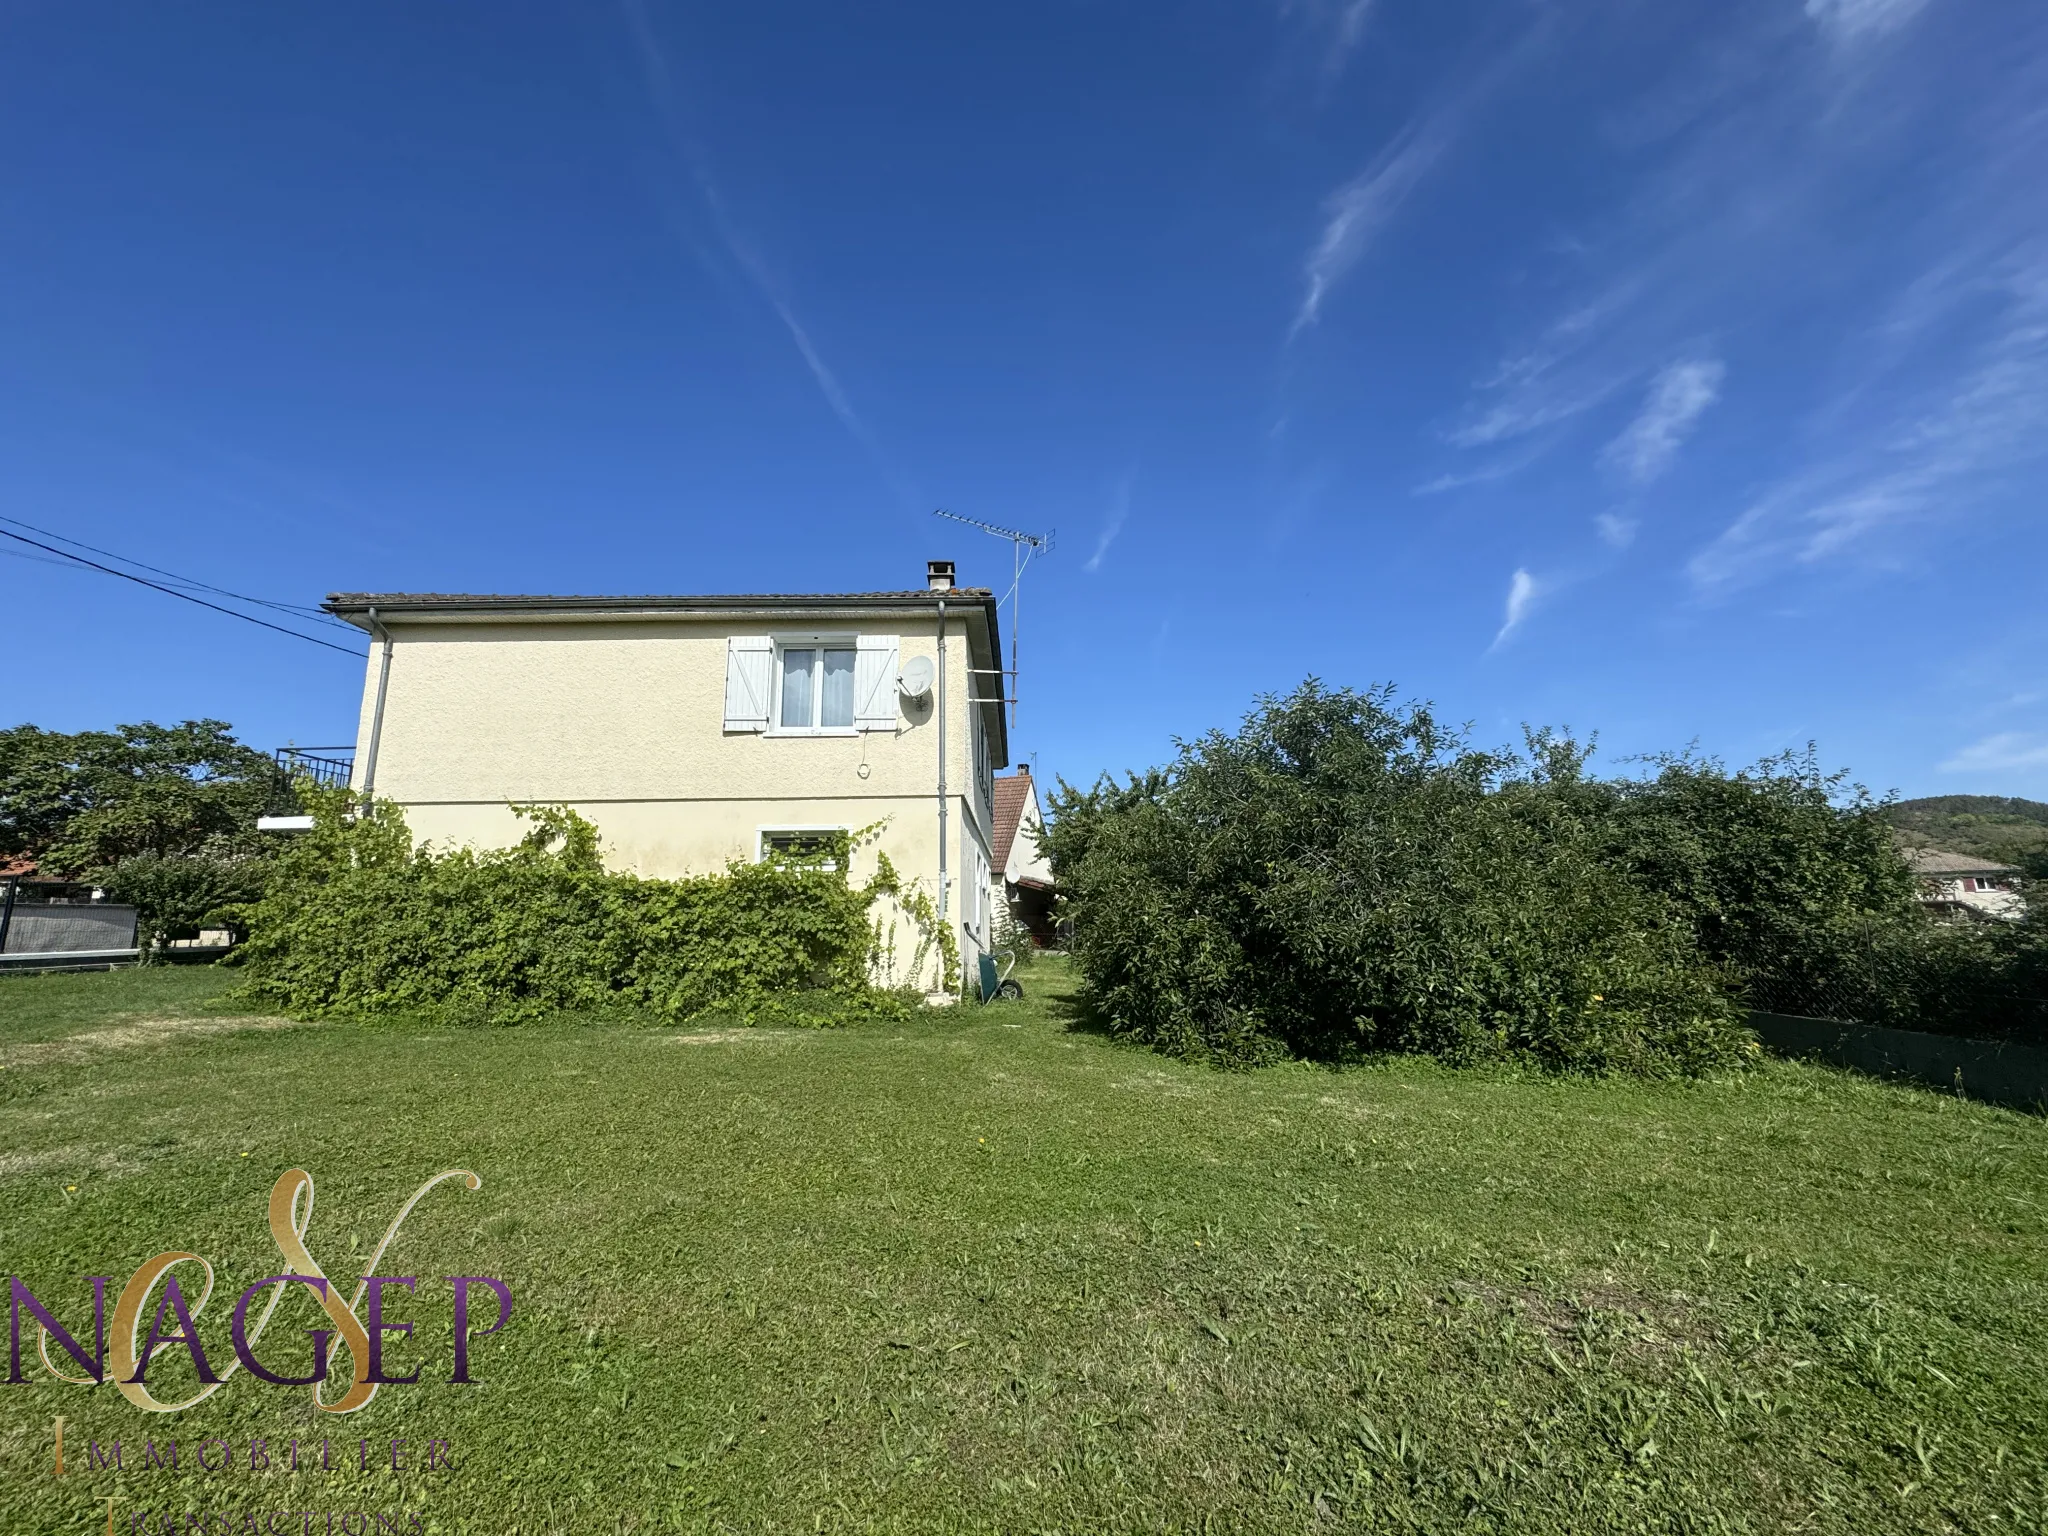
932,508,1053,734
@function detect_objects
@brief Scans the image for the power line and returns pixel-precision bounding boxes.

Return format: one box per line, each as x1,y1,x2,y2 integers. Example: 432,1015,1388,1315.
0,526,366,658
0,513,358,631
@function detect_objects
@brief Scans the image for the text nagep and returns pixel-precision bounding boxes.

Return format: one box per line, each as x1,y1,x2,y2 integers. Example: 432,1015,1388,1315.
8,1168,511,1413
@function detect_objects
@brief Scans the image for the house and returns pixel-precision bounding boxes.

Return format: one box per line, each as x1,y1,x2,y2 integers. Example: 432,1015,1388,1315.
1903,848,2025,921
323,561,1009,990
989,767,1058,945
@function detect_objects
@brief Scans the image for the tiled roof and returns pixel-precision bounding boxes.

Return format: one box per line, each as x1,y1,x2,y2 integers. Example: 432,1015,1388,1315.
1904,848,2021,876
0,856,37,879
991,769,1032,872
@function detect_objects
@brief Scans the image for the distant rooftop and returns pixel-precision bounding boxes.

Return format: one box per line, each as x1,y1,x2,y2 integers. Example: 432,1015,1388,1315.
992,768,1032,872
1903,848,2021,877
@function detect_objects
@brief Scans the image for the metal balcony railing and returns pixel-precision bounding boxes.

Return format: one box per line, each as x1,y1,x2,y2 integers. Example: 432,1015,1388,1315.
274,746,356,791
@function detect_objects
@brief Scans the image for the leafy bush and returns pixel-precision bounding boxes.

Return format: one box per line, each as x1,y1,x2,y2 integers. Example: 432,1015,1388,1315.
106,846,272,945
1591,754,2046,1038
1596,751,1919,1007
1049,683,2047,1063
223,792,921,1024
1044,683,1753,1073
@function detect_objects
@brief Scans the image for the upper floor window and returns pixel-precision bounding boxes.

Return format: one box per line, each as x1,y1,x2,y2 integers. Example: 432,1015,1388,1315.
724,633,904,734
778,644,857,731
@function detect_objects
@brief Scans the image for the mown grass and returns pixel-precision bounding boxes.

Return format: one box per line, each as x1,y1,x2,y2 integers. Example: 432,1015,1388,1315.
1,960,2045,1534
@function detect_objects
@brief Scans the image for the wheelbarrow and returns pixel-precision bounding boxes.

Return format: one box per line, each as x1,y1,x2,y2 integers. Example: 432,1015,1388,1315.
976,947,1025,1003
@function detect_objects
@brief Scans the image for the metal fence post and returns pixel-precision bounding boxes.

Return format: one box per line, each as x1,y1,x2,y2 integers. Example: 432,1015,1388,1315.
0,875,17,955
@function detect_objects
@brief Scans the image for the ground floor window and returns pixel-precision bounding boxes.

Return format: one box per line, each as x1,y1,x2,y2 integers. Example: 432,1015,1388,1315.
759,827,846,871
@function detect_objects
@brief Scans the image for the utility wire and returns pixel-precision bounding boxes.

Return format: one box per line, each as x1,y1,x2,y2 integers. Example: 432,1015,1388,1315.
0,526,366,658
0,513,358,631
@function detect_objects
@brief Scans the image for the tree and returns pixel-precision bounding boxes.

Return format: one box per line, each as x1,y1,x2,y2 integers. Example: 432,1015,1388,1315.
0,720,292,872
0,719,298,946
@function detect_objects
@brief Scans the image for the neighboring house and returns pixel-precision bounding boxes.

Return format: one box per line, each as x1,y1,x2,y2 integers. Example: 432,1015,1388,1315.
989,767,1057,945
1904,848,2026,921
324,561,1008,989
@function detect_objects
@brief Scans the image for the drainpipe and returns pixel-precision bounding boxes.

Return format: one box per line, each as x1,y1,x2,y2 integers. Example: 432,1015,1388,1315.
936,599,949,922
359,606,394,813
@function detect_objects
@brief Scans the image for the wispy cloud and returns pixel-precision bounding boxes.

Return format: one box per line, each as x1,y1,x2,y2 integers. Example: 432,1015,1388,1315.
1280,0,1376,83
1602,358,1725,483
1490,567,1543,648
1445,375,1625,449
1939,731,2048,774
1084,476,1133,574
1441,282,1644,449
1692,252,2048,589
1805,0,1934,45
1595,513,1639,547
765,298,863,439
1412,451,1541,495
1430,0,2041,602
1290,124,1446,340
621,1,896,480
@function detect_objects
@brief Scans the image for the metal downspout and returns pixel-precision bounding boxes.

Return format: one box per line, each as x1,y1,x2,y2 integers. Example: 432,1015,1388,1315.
936,599,948,923
359,605,394,812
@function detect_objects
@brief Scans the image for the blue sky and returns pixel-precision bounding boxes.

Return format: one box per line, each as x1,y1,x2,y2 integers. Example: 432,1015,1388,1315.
5,0,2044,798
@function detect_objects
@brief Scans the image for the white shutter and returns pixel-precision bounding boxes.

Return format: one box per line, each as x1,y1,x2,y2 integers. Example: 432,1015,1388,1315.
723,636,773,732
854,634,899,730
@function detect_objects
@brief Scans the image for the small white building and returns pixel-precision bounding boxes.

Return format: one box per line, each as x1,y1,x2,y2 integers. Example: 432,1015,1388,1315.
1904,848,2025,921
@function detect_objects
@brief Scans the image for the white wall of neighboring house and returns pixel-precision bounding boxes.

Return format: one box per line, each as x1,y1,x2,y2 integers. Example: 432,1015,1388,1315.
1923,875,2026,921
1905,849,2027,921
1005,782,1053,888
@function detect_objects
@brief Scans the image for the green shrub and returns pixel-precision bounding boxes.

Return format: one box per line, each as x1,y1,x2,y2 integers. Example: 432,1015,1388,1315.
107,845,272,950
1597,751,1917,1003
1044,683,1753,1073
222,792,916,1024
1595,753,2046,1040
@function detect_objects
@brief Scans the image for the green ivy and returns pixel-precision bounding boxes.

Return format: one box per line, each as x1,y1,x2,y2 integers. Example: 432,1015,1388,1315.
219,791,922,1025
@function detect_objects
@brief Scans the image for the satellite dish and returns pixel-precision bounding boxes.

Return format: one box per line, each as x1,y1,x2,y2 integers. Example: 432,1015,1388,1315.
898,654,935,700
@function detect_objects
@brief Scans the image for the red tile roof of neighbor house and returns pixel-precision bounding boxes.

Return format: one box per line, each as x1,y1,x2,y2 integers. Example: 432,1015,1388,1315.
992,768,1033,872
0,856,37,879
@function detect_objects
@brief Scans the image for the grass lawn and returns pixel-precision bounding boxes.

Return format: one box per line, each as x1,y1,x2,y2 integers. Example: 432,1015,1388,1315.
2,960,2045,1534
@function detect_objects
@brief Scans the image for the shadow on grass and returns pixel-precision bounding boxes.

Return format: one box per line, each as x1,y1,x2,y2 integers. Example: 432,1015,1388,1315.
1046,980,1119,1041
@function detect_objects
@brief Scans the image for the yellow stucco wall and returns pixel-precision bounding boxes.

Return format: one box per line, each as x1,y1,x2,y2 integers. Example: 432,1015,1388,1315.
347,610,1001,987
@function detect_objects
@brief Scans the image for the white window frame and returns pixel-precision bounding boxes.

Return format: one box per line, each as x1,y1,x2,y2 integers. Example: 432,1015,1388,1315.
756,824,850,872
767,634,861,737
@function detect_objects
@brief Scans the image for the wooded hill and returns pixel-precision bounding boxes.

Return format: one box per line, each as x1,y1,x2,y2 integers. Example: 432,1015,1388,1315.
1886,795,2048,877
